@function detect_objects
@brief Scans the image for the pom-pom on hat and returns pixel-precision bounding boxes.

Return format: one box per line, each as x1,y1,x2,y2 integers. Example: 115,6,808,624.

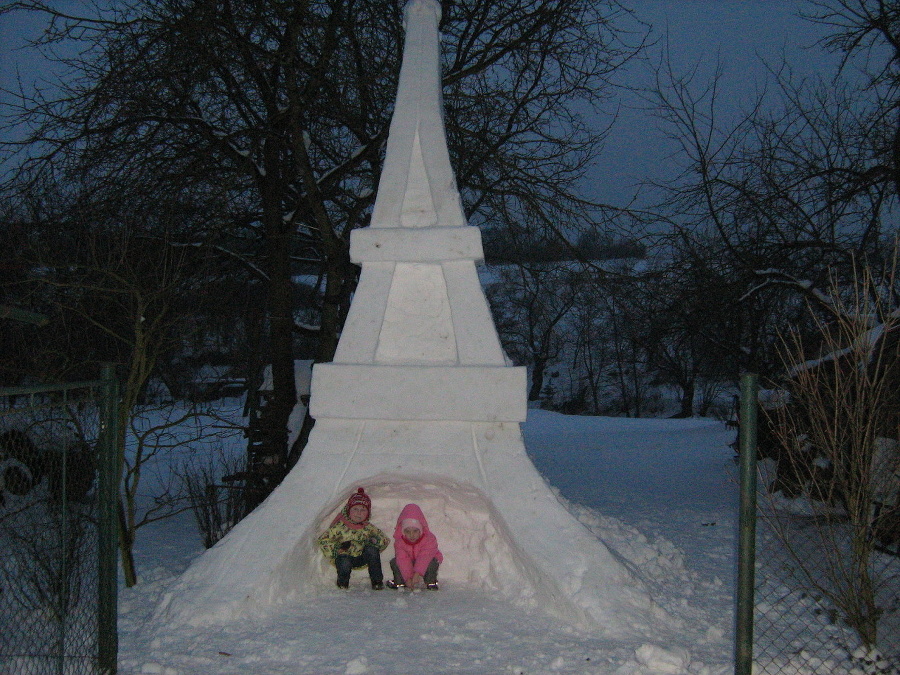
346,487,371,514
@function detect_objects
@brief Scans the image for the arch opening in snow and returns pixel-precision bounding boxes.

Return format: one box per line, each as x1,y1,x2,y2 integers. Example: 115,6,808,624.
283,474,547,604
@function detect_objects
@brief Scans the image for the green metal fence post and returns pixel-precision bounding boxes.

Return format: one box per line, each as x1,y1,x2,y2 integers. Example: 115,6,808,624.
735,373,759,675
98,364,120,674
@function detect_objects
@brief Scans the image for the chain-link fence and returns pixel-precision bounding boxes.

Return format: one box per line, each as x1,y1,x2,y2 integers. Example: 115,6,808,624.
0,370,119,675
737,374,900,675
752,508,900,674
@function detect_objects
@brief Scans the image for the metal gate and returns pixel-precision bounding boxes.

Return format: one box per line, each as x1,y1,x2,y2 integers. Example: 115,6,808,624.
0,366,119,675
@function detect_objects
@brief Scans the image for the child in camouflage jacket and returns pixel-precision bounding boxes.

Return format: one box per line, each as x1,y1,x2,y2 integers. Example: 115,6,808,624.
317,487,390,589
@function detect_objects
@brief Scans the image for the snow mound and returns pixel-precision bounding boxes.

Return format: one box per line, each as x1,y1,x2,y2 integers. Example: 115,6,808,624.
153,465,668,640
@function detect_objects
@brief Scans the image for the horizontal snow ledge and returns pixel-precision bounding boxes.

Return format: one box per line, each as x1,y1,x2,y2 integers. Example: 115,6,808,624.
350,226,483,263
310,364,527,421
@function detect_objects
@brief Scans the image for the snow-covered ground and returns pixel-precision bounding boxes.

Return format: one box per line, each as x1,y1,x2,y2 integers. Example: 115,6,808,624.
116,409,891,675
118,410,736,674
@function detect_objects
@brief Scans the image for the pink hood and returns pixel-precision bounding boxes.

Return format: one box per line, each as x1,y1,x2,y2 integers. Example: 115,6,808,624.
392,503,443,581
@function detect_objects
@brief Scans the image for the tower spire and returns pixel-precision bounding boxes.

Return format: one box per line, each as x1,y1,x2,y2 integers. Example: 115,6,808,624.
369,0,466,231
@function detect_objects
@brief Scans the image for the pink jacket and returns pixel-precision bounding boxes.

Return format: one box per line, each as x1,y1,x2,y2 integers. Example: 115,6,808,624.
393,503,443,582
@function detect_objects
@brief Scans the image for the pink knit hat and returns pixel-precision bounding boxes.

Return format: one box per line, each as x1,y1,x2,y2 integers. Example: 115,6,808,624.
401,518,422,532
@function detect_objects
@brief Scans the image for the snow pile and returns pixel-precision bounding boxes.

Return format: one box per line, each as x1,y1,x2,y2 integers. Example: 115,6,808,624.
153,460,666,639
611,643,693,675
564,496,687,580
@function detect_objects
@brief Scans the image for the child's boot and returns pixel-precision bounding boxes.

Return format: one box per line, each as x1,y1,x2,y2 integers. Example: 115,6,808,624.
424,558,440,590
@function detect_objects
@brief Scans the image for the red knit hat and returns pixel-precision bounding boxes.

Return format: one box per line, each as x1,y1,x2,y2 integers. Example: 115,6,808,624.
346,487,371,514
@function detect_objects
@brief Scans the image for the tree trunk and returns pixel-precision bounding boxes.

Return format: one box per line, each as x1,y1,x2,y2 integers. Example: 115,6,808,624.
265,232,296,462
677,378,695,418
261,148,297,468
529,356,547,402
317,246,350,363
118,498,137,587
286,231,356,468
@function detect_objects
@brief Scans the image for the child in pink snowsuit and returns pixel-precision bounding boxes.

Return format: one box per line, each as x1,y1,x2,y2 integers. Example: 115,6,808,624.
386,503,443,590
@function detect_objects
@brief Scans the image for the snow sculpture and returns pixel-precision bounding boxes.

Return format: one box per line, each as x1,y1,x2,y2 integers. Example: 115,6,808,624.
156,0,659,638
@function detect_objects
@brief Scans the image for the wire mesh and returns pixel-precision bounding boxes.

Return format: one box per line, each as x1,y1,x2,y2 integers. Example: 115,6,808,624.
752,488,900,675
0,383,109,675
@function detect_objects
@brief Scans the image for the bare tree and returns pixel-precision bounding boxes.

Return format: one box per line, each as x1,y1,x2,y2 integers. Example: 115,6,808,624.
645,31,898,380
0,178,242,584
803,0,900,198
487,259,585,404
120,401,243,584
641,240,742,417
604,278,656,417
761,255,900,651
1,0,647,473
568,282,613,414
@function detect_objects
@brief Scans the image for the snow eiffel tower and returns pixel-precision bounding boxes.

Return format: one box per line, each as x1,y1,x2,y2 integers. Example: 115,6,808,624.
157,0,657,636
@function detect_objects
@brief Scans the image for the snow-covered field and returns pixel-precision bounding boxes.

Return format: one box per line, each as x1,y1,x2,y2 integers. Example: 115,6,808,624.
116,408,888,675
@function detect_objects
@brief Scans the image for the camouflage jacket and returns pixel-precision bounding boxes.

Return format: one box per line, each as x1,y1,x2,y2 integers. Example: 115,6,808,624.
317,514,390,566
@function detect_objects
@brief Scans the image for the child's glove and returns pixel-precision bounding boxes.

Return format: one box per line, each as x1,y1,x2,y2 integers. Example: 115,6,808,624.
338,541,351,552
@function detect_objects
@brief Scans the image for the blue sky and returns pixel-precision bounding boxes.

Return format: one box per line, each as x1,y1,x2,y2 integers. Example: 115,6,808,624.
595,0,847,205
0,0,848,204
